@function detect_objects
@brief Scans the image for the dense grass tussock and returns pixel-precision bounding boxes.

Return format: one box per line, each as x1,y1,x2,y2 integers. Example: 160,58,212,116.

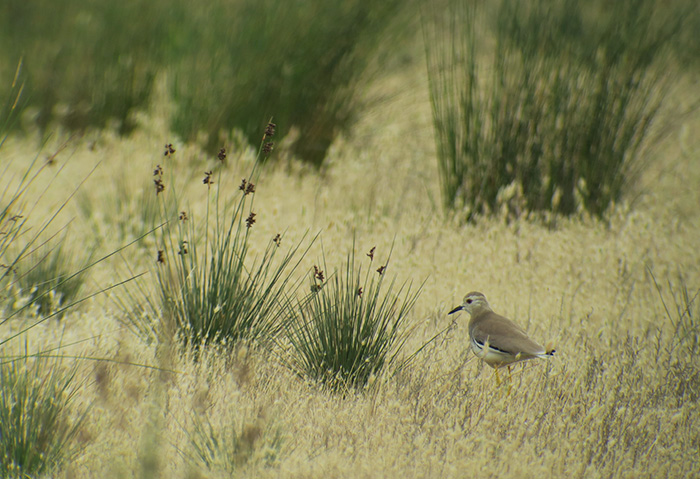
122,135,310,350
424,0,689,221
0,356,84,478
284,247,421,391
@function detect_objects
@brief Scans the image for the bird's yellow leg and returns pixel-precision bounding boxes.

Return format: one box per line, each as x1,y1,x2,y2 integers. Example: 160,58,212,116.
494,367,501,385
506,365,513,396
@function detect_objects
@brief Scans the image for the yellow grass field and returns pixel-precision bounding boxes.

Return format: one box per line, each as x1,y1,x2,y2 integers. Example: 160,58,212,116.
2,62,699,478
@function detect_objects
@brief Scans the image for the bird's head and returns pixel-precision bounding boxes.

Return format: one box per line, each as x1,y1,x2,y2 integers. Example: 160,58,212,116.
448,291,492,316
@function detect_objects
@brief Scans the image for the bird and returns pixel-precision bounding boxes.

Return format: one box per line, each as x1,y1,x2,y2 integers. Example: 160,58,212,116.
449,291,555,383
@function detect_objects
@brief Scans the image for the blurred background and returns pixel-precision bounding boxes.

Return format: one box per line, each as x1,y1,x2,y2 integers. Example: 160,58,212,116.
1,0,698,213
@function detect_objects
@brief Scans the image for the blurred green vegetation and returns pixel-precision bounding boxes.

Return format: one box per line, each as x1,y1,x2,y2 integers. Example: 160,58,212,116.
425,0,698,221
5,241,90,319
0,0,409,166
1,0,696,173
0,0,160,135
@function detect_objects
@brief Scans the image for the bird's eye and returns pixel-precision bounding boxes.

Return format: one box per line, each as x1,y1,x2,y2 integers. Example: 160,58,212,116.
466,299,472,304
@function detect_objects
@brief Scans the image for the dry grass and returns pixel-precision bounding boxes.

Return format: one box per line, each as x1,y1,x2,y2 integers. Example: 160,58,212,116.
1,60,699,478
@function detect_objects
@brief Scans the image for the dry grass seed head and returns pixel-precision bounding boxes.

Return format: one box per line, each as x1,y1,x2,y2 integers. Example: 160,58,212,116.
245,212,256,228
164,143,176,156
203,171,214,187
313,265,325,282
264,122,276,139
240,179,256,195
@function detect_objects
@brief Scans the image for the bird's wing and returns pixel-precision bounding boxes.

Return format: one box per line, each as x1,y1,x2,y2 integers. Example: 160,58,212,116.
470,312,546,356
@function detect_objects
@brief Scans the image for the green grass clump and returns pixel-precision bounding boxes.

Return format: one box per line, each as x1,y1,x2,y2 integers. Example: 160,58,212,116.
424,0,685,221
127,132,310,350
158,209,305,350
0,356,85,478
284,246,420,391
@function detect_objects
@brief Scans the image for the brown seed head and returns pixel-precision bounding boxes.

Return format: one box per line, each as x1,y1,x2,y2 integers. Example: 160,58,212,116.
376,265,386,275
367,247,376,261
157,250,165,264
203,171,214,187
357,287,363,297
240,179,256,195
264,122,277,138
217,148,227,162
164,144,176,156
154,178,165,195
314,265,325,282
245,212,256,228
273,233,282,247
179,211,188,221
262,142,274,154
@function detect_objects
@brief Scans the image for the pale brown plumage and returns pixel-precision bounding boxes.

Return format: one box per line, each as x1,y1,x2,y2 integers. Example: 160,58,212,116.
449,291,554,368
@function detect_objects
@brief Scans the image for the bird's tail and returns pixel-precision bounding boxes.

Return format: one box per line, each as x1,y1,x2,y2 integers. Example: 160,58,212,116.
544,341,556,356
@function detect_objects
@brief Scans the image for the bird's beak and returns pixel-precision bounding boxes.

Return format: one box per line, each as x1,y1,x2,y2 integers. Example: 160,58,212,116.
448,305,463,315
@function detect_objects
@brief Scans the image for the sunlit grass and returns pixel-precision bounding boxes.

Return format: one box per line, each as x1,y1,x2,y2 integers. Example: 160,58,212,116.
2,99,698,478
185,409,283,474
5,240,90,318
0,355,85,478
